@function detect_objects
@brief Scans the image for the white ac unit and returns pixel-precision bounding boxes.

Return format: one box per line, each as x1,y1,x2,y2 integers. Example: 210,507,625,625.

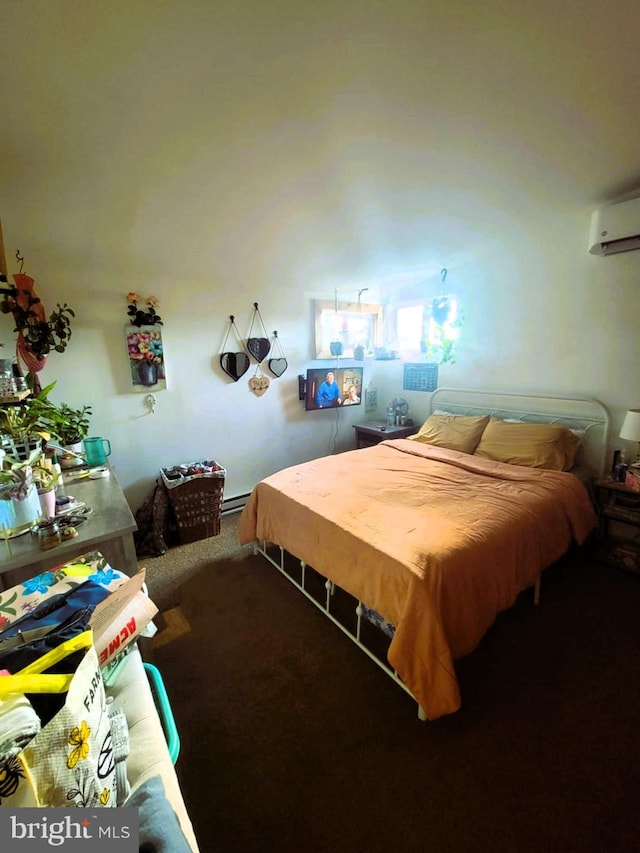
589,196,640,256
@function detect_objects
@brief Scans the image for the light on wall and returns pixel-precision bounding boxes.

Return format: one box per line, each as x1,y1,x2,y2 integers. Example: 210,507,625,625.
619,409,640,464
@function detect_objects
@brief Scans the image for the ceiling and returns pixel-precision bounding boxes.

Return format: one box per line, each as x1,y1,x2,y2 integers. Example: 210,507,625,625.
1,0,639,277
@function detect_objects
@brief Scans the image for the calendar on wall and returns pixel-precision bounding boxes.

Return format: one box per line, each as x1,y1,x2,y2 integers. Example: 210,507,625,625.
402,363,439,393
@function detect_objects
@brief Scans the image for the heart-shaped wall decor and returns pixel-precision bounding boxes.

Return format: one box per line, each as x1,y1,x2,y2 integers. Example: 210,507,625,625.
268,357,288,378
220,352,250,382
247,337,271,362
249,375,270,396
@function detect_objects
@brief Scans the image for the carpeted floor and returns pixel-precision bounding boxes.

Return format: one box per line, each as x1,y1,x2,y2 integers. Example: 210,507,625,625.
139,517,640,853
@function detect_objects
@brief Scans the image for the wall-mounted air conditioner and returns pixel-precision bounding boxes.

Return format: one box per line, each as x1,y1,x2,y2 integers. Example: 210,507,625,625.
589,196,640,256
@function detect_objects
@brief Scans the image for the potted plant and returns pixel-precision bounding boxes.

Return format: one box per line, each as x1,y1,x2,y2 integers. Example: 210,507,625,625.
0,283,75,362
0,380,58,459
0,446,47,534
51,403,93,447
32,455,62,519
46,402,93,469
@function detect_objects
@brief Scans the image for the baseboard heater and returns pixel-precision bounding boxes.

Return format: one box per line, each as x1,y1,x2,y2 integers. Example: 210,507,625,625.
221,492,250,516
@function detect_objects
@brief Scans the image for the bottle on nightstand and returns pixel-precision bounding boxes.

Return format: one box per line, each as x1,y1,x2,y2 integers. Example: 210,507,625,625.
386,405,395,427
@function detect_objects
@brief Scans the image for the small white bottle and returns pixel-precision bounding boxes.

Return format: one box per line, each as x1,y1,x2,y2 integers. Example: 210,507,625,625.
52,455,64,496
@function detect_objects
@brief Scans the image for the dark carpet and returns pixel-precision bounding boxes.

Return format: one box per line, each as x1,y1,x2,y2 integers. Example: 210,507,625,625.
150,543,640,853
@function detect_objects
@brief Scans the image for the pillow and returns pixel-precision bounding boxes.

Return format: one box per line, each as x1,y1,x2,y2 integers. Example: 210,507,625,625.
474,419,581,471
408,414,490,454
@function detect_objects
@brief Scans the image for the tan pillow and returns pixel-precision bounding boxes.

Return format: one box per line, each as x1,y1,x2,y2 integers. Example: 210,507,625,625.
408,414,490,454
474,419,581,471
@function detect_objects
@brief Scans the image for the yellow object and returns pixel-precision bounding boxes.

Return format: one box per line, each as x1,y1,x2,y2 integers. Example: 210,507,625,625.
408,414,490,454
60,563,94,577
0,631,92,698
474,419,581,471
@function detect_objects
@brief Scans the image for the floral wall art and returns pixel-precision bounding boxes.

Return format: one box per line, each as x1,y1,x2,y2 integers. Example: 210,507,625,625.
125,292,166,392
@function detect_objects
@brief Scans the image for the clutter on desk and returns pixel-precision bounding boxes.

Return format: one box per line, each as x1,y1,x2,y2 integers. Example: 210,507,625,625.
55,495,87,516
37,518,61,550
61,525,78,539
89,466,109,479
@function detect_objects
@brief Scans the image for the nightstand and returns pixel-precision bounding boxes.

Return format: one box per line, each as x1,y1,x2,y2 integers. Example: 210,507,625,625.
594,478,640,576
353,423,417,449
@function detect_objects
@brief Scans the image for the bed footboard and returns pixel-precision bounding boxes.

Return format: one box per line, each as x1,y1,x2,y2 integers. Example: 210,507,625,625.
253,539,427,721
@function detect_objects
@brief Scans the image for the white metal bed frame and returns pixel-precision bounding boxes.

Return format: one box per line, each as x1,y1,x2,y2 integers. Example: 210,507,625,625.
252,388,611,720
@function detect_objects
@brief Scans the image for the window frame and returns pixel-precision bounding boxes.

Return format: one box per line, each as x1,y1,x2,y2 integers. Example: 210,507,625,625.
313,299,383,360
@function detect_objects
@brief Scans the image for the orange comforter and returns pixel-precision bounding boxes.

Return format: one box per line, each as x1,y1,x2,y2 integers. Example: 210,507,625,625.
238,440,596,719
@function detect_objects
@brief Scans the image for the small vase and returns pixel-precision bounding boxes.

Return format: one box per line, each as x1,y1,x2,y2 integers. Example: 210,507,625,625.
38,487,56,520
138,360,158,386
329,341,343,356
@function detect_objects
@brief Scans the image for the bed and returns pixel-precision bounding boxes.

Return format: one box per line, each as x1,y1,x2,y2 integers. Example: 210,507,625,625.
237,388,611,720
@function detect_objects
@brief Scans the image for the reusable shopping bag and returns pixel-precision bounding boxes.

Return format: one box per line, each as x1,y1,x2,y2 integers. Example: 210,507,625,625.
0,629,117,808
0,579,112,642
0,606,94,726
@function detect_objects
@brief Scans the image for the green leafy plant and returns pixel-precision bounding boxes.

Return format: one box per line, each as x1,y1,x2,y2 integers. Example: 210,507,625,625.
0,445,43,499
0,290,75,359
50,403,93,446
0,445,61,499
422,297,463,365
0,381,58,445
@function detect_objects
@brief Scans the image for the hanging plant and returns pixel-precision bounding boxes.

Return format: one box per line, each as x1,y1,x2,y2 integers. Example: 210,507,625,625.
0,277,75,361
422,296,463,365
431,296,452,326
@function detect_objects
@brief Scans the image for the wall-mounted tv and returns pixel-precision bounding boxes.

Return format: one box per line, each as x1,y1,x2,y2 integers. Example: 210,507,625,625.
304,366,364,411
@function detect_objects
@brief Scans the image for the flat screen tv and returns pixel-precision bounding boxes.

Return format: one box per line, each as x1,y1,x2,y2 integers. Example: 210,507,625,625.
304,366,364,411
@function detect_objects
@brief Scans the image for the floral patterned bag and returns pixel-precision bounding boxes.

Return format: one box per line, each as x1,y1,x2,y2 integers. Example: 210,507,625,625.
0,629,117,808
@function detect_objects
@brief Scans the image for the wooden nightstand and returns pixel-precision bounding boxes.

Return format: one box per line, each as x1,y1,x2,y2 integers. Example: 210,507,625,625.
353,423,417,449
594,477,640,576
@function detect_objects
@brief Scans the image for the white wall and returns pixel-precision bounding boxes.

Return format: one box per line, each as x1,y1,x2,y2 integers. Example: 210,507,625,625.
1,1,639,510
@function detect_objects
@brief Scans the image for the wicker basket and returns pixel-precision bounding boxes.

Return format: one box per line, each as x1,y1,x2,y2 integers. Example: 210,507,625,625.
160,461,226,544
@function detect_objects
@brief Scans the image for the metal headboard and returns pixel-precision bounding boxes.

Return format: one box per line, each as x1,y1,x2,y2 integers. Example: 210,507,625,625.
430,387,611,478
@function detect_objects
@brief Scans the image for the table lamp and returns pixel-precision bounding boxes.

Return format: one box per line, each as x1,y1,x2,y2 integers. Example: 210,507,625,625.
619,409,640,465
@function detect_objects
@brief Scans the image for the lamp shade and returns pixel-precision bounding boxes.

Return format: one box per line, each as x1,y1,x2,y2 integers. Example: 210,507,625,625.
619,409,640,442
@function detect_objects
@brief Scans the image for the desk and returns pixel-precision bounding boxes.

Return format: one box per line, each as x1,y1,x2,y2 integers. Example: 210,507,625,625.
0,466,137,589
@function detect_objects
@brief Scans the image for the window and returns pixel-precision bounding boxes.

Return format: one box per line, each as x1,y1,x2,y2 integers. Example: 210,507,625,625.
314,299,383,360
396,305,424,352
393,295,461,364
